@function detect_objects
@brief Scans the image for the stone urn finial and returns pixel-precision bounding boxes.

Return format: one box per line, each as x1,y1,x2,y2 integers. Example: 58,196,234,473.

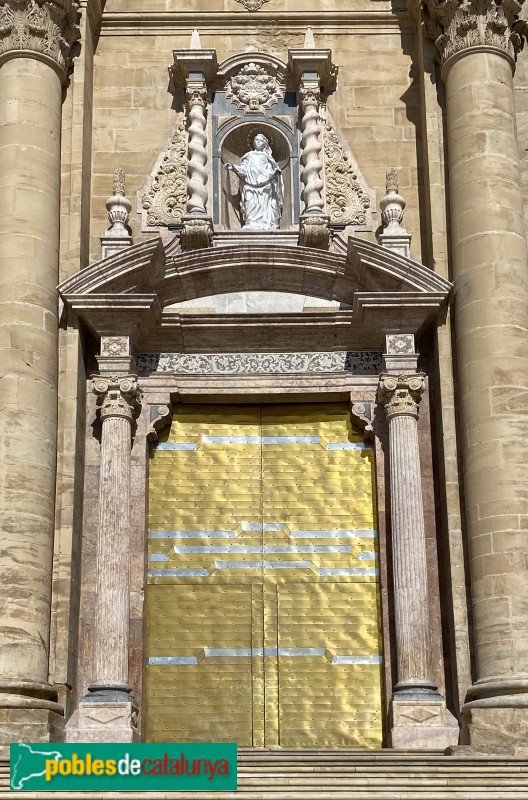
105,168,132,238
101,168,133,257
380,168,407,233
378,168,411,257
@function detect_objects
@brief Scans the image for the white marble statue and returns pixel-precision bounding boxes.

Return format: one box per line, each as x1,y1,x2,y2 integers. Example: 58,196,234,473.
226,133,284,230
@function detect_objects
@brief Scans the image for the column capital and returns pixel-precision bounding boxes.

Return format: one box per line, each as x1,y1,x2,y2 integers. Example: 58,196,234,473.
378,373,425,419
185,82,207,107
93,375,141,422
0,0,81,80
423,0,526,70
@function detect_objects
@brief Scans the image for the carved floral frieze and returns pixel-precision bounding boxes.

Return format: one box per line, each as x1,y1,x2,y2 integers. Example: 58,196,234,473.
423,0,526,65
0,0,81,76
226,62,283,114
141,124,187,228
136,351,382,375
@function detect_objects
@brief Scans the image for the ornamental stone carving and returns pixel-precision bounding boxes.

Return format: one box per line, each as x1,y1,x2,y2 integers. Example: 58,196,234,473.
323,116,372,226
235,0,269,9
299,81,325,214
378,373,425,418
141,124,187,228
93,375,141,422
0,0,81,77
226,62,283,114
423,0,526,65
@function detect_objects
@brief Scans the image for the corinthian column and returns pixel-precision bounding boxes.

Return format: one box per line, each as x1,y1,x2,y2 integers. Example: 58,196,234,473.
67,373,141,743
424,0,528,754
0,0,80,746
379,339,458,749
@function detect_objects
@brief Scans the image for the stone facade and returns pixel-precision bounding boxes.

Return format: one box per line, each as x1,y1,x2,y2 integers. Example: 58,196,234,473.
0,0,527,776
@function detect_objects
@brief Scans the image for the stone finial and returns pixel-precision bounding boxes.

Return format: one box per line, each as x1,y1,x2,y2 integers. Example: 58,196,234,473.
304,27,316,48
190,28,201,49
423,0,526,67
101,169,133,258
0,0,81,79
105,169,132,237
378,168,411,258
378,374,425,419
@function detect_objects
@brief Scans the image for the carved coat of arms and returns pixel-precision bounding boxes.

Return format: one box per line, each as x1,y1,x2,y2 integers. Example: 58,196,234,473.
226,63,282,114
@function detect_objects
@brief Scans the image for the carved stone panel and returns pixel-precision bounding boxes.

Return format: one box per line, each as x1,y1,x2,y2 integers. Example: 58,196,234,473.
322,111,374,229
139,123,187,230
226,62,284,114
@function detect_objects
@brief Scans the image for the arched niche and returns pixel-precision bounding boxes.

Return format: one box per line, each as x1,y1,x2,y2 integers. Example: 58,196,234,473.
215,120,299,230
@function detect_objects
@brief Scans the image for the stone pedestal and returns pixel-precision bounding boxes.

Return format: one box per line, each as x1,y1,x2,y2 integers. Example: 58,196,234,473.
66,699,139,744
299,214,330,249
181,214,214,250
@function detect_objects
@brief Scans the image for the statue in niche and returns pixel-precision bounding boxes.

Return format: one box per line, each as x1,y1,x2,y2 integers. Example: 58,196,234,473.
225,133,283,230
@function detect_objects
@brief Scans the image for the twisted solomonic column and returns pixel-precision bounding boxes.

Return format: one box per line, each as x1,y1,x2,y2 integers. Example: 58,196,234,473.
299,82,324,214
0,0,80,745
423,0,528,753
186,83,208,215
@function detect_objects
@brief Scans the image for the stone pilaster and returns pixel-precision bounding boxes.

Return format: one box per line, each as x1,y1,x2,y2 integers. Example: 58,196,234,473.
67,370,141,743
424,0,528,754
0,0,80,748
379,338,458,749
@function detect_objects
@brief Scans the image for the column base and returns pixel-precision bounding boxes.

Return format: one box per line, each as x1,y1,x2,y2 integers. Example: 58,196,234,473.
0,681,64,755
454,703,528,756
390,693,459,750
66,699,140,743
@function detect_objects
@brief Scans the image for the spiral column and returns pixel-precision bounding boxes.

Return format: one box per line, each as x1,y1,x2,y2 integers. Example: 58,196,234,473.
186,83,208,216
299,81,324,215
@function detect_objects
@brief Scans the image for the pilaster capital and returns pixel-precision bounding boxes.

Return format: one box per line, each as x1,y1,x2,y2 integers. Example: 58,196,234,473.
93,375,141,422
186,83,207,108
378,373,425,419
299,82,321,109
0,0,81,80
423,0,526,69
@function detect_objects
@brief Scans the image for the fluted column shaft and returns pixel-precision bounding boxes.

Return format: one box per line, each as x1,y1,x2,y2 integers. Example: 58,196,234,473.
299,80,324,214
186,82,208,215
379,374,436,694
90,376,140,696
0,0,79,720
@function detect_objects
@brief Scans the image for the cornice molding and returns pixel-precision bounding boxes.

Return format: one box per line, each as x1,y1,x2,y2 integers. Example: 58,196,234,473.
0,0,81,79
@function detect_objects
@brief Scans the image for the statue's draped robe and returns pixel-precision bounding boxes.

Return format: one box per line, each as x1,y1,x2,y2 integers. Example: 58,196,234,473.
236,149,283,230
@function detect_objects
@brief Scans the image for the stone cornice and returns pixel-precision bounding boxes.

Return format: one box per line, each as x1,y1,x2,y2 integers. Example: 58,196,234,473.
0,0,81,79
423,0,526,69
378,373,426,418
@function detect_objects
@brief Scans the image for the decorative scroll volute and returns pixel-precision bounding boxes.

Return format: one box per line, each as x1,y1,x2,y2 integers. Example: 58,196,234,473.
378,374,426,419
0,0,81,78
423,0,526,66
93,375,142,422
323,114,372,227
141,124,187,228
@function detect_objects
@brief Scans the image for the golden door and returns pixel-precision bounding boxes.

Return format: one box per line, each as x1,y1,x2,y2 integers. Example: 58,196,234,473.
145,403,383,747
